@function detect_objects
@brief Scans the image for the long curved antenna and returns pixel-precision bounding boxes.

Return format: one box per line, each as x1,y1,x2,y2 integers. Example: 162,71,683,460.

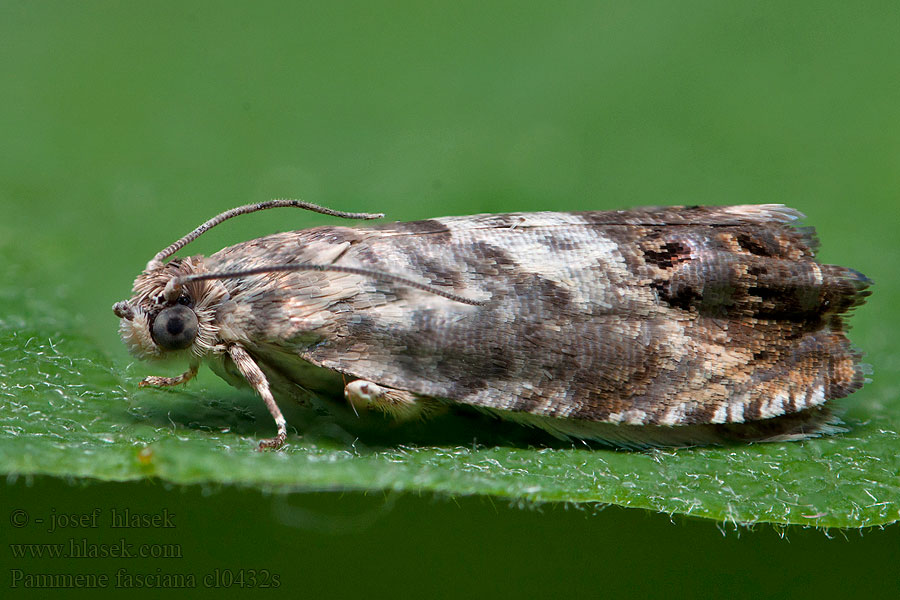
161,264,487,307
146,200,384,271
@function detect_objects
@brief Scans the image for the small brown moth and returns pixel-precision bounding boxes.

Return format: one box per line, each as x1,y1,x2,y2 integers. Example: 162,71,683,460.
114,200,870,449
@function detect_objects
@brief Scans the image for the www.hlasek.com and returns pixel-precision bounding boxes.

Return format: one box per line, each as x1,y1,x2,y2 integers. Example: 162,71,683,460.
7,507,280,589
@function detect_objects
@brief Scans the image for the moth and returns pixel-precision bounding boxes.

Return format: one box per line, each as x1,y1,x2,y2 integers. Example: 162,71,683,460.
113,200,871,449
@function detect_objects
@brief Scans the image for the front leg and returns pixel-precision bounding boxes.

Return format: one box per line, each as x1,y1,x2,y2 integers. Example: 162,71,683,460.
227,344,287,450
139,362,199,388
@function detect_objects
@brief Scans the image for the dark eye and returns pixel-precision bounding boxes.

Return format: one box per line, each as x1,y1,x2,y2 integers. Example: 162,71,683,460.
151,305,199,351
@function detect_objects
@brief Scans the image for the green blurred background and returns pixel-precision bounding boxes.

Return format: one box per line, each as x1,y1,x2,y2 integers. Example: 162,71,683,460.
2,1,899,597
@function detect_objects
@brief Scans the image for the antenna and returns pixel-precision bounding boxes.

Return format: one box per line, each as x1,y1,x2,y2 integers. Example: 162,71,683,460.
146,199,384,271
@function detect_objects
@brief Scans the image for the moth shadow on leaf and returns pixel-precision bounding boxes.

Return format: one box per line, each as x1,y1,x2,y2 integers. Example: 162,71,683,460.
123,385,857,454
125,385,590,451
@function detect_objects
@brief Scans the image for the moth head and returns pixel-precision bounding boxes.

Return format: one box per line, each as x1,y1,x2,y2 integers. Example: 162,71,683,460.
113,200,482,363
113,257,228,361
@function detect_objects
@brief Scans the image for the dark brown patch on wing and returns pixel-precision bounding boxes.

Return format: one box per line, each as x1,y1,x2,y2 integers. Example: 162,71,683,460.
648,249,871,323
469,240,520,273
736,230,778,256
392,219,452,240
641,238,692,269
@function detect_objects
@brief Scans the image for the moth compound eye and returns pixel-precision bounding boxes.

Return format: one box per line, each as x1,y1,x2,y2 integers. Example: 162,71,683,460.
151,305,199,351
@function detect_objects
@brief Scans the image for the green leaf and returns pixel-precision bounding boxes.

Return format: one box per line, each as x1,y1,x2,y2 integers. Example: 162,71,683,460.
2,0,898,531
3,259,898,529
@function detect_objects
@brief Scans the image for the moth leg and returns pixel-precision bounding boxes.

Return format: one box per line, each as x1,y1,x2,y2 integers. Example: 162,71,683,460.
227,344,287,450
344,380,444,422
139,361,199,388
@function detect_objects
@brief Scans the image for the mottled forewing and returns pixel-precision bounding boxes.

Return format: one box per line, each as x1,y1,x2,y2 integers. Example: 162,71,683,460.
212,205,869,427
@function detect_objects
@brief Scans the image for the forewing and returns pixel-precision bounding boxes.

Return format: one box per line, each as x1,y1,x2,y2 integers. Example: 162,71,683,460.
211,206,870,427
